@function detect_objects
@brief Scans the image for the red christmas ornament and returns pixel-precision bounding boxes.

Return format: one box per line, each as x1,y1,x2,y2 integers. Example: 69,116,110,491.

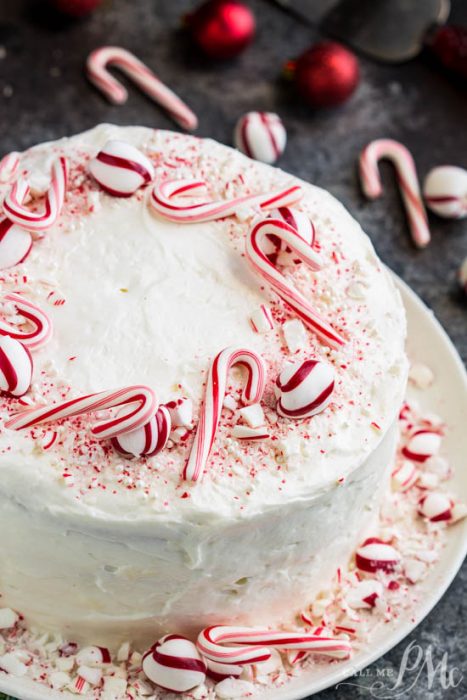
430,25,467,81
187,0,256,60
289,42,360,108
49,0,103,17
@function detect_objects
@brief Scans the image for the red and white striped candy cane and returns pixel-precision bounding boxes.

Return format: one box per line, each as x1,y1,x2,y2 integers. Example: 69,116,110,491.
197,626,351,665
0,152,20,183
150,178,303,223
184,346,266,482
86,46,198,131
6,385,158,440
246,218,345,349
0,293,53,350
3,157,68,233
359,139,430,249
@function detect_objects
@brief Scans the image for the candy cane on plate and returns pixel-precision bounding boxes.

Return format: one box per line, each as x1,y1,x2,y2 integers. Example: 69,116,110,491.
0,293,53,350
197,626,351,665
246,218,345,349
0,152,20,183
6,385,157,440
3,157,68,233
86,46,198,131
359,139,430,249
184,346,266,482
150,178,303,223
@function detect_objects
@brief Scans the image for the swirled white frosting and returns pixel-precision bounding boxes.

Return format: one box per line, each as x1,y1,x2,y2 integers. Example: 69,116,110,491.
0,125,408,645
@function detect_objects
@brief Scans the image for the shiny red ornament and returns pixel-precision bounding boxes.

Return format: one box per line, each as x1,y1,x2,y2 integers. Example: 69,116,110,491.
49,0,103,16
291,42,360,108
430,26,467,81
187,0,256,60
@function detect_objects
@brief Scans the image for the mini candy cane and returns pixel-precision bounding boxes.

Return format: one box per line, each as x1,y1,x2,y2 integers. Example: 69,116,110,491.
359,139,430,248
86,47,198,131
0,219,33,270
142,635,206,693
246,218,345,349
0,292,53,350
3,157,68,233
197,626,351,665
0,152,20,183
184,346,266,482
6,385,158,440
150,178,302,223
0,335,33,397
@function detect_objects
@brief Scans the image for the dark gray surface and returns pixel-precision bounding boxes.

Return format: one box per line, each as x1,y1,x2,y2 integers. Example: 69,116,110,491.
0,1,466,698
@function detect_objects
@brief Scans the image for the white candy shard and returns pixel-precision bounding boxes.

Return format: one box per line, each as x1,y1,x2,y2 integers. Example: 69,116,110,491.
232,425,270,441
283,319,307,353
0,607,18,629
423,165,467,219
391,460,419,492
215,678,256,699
166,397,193,428
117,641,130,662
408,362,434,389
404,558,428,584
250,304,274,334
223,394,238,411
50,671,71,690
346,579,383,609
0,652,28,677
101,676,128,700
238,403,265,428
78,665,103,686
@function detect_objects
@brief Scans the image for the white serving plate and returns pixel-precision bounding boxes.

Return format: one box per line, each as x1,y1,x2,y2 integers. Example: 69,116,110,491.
1,275,466,700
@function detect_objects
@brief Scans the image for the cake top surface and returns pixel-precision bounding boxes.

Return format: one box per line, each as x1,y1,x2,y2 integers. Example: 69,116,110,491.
0,124,407,522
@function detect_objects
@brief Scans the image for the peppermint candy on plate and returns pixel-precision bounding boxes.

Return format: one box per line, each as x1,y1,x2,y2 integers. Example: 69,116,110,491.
111,404,171,458
418,493,467,524
0,219,33,270
234,112,286,164
142,634,206,693
355,537,400,574
89,140,155,197
275,359,335,419
75,646,111,667
0,335,33,397
402,429,442,463
345,579,384,610
423,165,467,219
391,460,419,492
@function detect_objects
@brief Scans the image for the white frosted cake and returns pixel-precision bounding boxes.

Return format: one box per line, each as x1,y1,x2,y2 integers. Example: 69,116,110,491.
0,124,408,654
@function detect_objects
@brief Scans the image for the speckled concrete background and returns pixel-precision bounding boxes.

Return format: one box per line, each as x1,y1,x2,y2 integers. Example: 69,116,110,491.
0,0,466,698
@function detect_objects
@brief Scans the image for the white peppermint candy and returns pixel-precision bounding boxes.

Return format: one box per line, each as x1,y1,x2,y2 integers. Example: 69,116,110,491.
89,140,155,197
355,538,400,573
166,397,193,428
0,335,33,397
418,493,467,524
276,359,335,419
75,646,111,667
0,219,33,270
402,429,441,463
111,405,171,458
346,579,383,609
238,402,265,428
423,165,467,219
142,634,206,694
391,460,419,492
234,112,286,164
231,425,270,440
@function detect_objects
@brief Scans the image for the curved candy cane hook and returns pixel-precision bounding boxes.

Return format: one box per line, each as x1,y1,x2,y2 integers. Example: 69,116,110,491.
86,46,198,131
246,218,345,349
184,346,266,482
359,139,430,249
0,152,20,183
3,157,68,233
6,385,158,440
0,293,53,350
150,178,303,223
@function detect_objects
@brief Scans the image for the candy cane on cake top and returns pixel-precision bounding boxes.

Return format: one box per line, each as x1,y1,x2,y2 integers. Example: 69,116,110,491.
359,139,430,248
0,293,53,350
184,346,266,482
2,157,68,233
5,385,158,440
150,177,303,223
197,626,351,666
86,47,198,131
0,151,20,183
0,219,33,270
246,218,345,349
0,335,33,398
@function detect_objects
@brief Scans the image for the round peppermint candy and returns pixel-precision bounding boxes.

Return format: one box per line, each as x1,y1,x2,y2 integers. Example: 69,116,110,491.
0,335,33,397
275,359,335,419
111,405,171,458
355,537,400,573
142,634,206,693
234,112,286,164
89,140,155,197
0,219,33,270
423,165,467,219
